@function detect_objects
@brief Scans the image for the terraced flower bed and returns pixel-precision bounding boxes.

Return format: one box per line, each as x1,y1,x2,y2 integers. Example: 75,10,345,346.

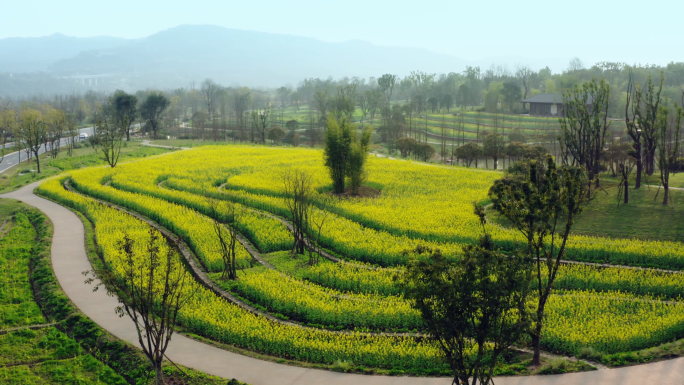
35,144,684,374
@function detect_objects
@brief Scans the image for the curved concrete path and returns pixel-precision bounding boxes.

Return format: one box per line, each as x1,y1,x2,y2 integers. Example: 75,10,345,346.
2,182,684,385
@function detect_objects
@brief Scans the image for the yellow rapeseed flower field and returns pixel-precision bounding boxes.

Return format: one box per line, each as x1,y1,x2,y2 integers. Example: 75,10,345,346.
35,144,684,367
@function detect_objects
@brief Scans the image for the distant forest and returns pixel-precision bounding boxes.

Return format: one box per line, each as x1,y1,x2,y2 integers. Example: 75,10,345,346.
2,60,683,120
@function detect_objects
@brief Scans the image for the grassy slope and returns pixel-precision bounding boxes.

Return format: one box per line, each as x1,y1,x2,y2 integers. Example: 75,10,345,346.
0,199,127,384
150,139,231,148
489,179,684,243
0,199,246,385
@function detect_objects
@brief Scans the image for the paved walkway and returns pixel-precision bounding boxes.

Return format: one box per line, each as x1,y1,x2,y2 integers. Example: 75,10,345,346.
2,182,684,384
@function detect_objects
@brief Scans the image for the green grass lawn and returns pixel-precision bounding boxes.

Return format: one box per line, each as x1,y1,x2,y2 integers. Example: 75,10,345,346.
0,141,175,193
665,173,684,189
0,199,127,384
150,139,235,148
489,179,684,243
0,199,247,384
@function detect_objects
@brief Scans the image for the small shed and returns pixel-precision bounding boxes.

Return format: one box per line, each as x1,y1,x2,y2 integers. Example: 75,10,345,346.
521,93,566,117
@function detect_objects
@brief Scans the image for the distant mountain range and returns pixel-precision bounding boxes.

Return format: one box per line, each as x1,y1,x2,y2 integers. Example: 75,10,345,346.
0,25,474,92
0,34,127,74
0,24,568,95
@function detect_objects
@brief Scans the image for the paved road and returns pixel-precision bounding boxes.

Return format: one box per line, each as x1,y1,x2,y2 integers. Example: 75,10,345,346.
2,182,684,384
0,127,95,174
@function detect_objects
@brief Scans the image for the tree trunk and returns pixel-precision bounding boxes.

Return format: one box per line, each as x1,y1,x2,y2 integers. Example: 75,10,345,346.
635,147,642,189
593,162,601,188
624,179,629,204
646,153,655,175
663,184,669,205
34,149,41,173
531,333,541,366
155,364,164,385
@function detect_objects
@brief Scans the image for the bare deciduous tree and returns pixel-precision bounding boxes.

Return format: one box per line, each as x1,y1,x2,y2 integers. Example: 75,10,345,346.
251,109,270,144
85,230,193,385
206,196,241,280
515,65,533,99
283,169,313,256
655,103,683,205
313,90,330,120
92,116,126,168
0,108,16,164
625,71,644,188
636,74,664,176
560,78,611,198
307,198,331,265
16,109,48,173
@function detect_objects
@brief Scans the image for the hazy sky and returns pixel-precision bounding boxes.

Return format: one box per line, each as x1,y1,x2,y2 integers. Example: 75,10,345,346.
2,0,681,70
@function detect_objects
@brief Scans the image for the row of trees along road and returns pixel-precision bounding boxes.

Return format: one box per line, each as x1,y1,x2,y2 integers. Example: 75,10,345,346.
0,90,173,174
0,106,79,173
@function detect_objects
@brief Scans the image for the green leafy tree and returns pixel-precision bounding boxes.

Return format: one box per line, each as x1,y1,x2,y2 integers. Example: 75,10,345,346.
323,117,353,193
403,207,531,385
377,74,397,107
509,128,526,143
331,84,357,121
440,93,454,112
285,119,299,132
396,137,418,157
357,91,371,125
483,133,505,169
457,84,472,107
268,125,286,144
366,89,382,125
456,142,481,167
140,92,170,140
505,141,527,163
501,81,522,112
110,90,138,141
347,126,373,195
489,156,587,365
276,86,291,107
484,82,502,113
323,117,373,194
313,90,330,119
427,96,439,112
414,142,436,162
